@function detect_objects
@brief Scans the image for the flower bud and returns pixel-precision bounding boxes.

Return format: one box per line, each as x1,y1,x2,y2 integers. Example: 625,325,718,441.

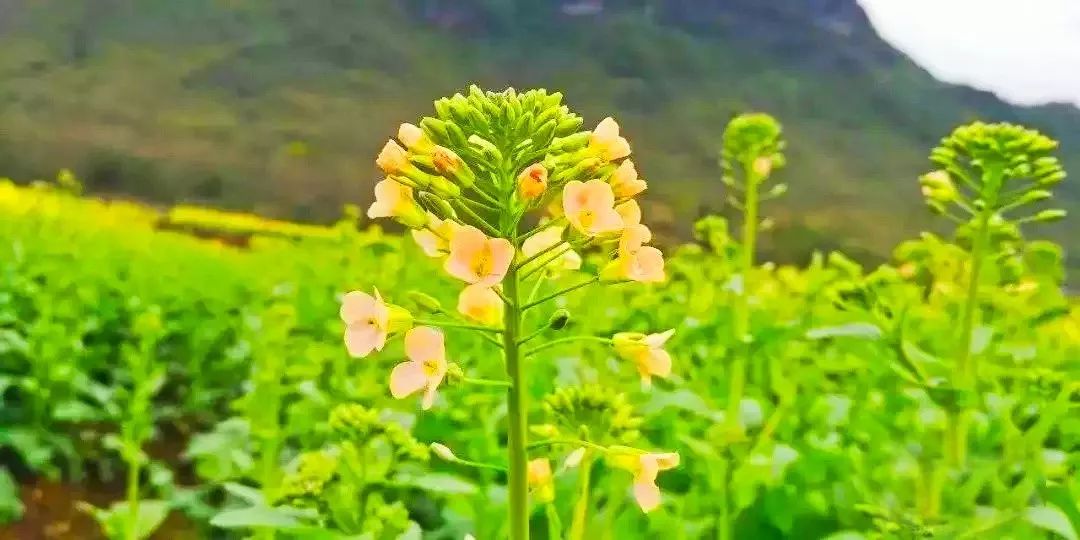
551,157,602,184
468,134,503,163
430,443,457,461
555,116,584,136
399,123,434,152
417,191,457,221
1016,189,1052,205
530,424,559,438
420,117,450,143
1032,209,1067,222
919,170,958,203
376,140,410,175
386,304,414,335
548,309,571,331
533,119,557,146
550,132,590,153
527,458,555,503
563,447,586,469
447,362,464,380
406,291,443,314
517,163,548,201
752,156,773,177
433,146,476,188
764,183,788,199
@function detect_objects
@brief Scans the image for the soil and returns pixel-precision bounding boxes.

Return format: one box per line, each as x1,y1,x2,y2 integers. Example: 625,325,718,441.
0,478,201,540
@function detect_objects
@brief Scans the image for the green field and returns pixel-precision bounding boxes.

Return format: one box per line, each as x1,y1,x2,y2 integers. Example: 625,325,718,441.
0,0,1078,269
0,86,1077,539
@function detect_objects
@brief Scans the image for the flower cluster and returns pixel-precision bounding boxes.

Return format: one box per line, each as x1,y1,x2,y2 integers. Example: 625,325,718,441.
339,87,682,526
328,403,430,462
537,385,643,446
276,450,339,507
921,122,1067,228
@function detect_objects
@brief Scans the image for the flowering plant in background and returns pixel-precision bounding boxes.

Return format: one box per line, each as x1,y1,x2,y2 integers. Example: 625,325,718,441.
342,87,678,539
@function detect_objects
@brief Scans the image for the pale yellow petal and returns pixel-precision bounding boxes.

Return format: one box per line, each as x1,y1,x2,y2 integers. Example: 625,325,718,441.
389,361,427,398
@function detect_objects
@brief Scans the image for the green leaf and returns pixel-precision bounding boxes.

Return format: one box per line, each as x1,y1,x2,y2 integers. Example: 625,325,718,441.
0,468,23,524
1039,484,1080,539
970,325,993,355
222,482,265,505
210,504,306,530
82,500,171,540
1025,505,1078,540
52,400,103,422
640,389,723,422
805,322,883,340
896,336,942,385
821,533,867,540
394,473,477,495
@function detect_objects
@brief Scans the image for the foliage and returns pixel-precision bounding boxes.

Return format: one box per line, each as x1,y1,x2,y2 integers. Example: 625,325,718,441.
0,96,1078,540
0,0,1078,267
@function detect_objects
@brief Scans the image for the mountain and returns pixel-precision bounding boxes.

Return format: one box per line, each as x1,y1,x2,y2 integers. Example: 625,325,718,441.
0,0,1075,266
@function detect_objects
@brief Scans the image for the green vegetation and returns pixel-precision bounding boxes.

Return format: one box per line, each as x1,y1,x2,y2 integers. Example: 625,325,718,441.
0,84,1077,538
0,0,1077,267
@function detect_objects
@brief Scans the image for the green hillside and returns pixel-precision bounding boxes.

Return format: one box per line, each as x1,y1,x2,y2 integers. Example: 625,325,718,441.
0,0,1076,265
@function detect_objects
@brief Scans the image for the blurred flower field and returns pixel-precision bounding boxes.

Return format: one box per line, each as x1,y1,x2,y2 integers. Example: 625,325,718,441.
0,88,1078,540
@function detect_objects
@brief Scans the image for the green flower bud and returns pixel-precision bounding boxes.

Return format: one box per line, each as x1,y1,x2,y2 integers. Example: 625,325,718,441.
406,291,443,314
417,191,457,221
547,309,571,330
1032,209,1067,222
468,134,503,163
420,117,450,144
551,157,602,184
432,146,475,189
1015,189,1052,205
555,116,584,136
430,443,457,461
276,451,338,504
551,132,590,153
543,385,642,445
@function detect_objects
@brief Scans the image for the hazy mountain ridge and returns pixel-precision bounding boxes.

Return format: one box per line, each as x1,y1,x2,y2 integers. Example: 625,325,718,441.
0,0,1075,265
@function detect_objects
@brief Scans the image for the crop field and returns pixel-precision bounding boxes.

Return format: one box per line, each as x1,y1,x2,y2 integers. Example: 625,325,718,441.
0,87,1077,540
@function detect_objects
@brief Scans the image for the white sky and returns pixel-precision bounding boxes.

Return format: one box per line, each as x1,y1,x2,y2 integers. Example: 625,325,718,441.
857,0,1080,107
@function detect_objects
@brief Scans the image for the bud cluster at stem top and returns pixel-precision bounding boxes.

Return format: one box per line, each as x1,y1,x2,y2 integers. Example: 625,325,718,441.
921,121,1068,230
721,112,786,188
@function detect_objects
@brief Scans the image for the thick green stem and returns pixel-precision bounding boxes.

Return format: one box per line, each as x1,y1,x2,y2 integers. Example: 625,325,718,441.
503,264,530,540
726,170,759,435
568,455,593,540
947,192,994,469
125,445,140,540
716,457,731,540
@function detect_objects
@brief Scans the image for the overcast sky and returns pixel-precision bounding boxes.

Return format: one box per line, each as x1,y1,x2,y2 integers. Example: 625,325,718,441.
857,0,1080,107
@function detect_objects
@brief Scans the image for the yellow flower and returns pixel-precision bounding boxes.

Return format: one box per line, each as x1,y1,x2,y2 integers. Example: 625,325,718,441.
520,225,582,274
608,160,647,199
601,246,665,284
614,200,652,255
752,156,773,177
367,180,427,228
411,213,459,257
612,329,674,387
444,226,515,287
562,179,624,236
389,327,448,410
610,451,680,513
398,123,433,152
527,458,555,503
339,289,389,357
589,117,632,161
376,140,410,175
517,163,548,201
457,284,504,326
